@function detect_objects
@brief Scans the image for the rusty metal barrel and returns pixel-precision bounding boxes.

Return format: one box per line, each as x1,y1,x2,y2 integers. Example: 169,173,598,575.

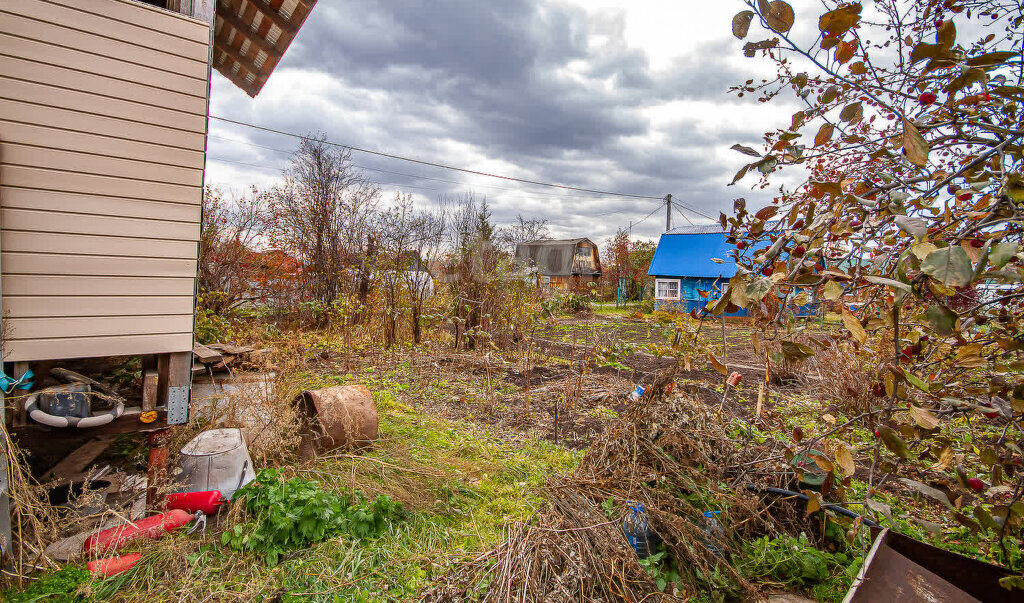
294,384,379,455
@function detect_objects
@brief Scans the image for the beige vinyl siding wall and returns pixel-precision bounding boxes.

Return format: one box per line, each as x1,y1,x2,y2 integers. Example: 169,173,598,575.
0,0,210,362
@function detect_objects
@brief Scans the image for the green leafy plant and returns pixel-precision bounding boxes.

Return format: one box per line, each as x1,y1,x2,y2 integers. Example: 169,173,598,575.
738,532,859,590
2,566,90,603
638,550,683,594
222,468,404,564
194,294,234,344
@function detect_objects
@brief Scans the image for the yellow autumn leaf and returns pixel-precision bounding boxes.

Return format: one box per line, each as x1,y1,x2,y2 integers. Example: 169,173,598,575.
841,308,867,344
834,443,855,477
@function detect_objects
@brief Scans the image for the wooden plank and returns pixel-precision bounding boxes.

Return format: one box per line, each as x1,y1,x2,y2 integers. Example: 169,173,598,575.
12,362,31,425
1,252,198,278
6,315,195,340
1,208,199,241
214,39,261,80
42,436,116,481
213,60,256,96
1,232,198,261
142,370,159,413
2,296,195,318
0,11,208,81
0,99,207,152
43,0,211,44
0,188,202,223
4,333,194,362
0,77,208,135
2,275,195,297
0,33,208,98
0,165,202,205
1,142,204,187
216,7,278,56
0,55,207,116
192,343,223,364
7,0,209,62
240,0,297,36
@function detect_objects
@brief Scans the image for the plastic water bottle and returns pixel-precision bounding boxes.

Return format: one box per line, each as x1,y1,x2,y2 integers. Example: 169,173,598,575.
701,510,725,557
623,503,659,557
628,385,645,402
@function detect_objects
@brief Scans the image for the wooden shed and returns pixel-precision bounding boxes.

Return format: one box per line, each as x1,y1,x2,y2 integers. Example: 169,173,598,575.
0,0,317,428
515,238,602,293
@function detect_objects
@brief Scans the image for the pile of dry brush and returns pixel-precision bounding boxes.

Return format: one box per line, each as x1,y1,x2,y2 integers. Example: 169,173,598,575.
423,371,800,602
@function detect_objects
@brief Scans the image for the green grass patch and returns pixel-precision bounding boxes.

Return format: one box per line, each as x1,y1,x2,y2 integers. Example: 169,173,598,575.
86,386,579,602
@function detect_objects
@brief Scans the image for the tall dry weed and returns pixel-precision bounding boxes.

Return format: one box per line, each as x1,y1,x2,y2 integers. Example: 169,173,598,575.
805,341,877,411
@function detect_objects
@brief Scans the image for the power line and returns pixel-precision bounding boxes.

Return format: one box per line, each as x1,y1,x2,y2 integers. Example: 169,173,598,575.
207,157,450,194
630,204,663,229
672,201,695,226
207,134,655,204
209,115,664,201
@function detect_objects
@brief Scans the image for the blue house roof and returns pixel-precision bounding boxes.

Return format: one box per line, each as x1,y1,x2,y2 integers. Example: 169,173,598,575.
648,226,739,278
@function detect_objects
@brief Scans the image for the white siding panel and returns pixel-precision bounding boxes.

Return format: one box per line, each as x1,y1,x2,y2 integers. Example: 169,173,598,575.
1,56,207,117
0,32,208,98
0,99,207,151
6,0,209,62
0,0,209,361
3,232,198,260
0,120,205,170
2,275,196,297
0,10,207,79
5,333,195,362
0,165,201,205
2,143,203,186
1,188,201,222
2,253,198,278
0,77,207,134
7,315,194,339
4,295,194,318
44,0,211,44
2,208,200,241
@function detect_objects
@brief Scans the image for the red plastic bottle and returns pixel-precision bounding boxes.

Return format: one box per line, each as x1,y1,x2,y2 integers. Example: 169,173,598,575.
166,490,225,515
83,509,193,555
88,553,142,577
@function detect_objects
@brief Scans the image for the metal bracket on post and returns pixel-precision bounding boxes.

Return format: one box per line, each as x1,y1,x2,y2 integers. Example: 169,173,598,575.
167,386,190,425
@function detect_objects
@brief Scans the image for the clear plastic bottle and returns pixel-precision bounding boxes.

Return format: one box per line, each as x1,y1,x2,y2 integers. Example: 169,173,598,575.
623,503,657,557
701,510,725,557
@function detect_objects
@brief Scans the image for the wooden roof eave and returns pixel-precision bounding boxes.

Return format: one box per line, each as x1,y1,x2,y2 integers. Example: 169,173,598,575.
213,0,317,97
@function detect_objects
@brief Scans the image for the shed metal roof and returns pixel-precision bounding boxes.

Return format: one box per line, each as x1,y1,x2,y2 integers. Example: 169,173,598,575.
664,224,728,235
648,232,739,279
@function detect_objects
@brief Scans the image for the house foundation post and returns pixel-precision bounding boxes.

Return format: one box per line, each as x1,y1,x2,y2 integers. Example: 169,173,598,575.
146,429,172,510
158,352,192,425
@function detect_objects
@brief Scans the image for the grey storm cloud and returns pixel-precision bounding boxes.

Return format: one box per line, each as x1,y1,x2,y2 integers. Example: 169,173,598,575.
208,0,780,240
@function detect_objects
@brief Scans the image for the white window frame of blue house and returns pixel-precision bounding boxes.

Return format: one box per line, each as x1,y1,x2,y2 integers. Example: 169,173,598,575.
655,278,681,300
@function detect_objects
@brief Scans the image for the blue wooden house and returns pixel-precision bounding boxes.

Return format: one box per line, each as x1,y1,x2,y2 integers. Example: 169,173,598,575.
648,224,818,316
647,225,745,314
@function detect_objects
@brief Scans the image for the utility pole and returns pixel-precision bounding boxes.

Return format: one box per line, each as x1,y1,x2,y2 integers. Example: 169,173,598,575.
665,194,672,232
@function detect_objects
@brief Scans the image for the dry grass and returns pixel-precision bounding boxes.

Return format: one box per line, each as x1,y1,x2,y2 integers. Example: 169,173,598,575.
1,421,60,585
804,341,878,412
425,379,789,602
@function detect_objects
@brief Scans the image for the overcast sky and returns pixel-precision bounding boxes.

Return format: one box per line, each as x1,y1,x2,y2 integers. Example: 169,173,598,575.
205,0,811,242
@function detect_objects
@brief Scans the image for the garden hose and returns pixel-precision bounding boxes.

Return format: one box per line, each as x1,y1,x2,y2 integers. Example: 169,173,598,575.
744,484,880,528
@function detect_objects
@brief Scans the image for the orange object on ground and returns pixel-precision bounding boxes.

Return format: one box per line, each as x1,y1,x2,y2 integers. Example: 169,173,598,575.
88,553,142,577
166,490,225,515
83,509,193,555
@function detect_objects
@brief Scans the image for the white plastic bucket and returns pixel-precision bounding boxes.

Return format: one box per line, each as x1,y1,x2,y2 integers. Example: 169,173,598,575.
174,428,255,499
